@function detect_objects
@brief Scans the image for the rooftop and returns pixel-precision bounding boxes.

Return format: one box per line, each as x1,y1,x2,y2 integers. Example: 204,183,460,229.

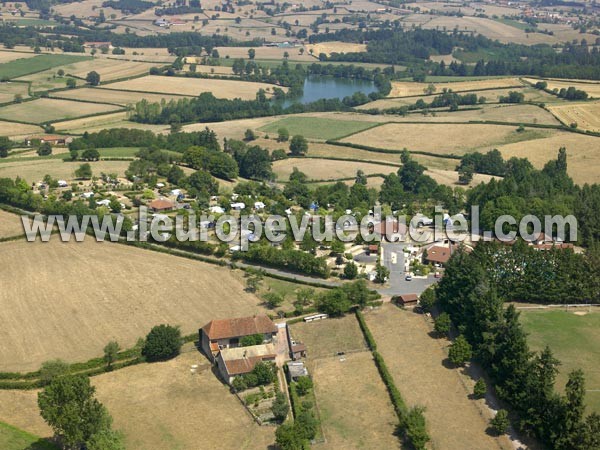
203,315,277,340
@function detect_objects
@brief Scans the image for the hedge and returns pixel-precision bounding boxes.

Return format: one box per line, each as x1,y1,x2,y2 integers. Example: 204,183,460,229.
356,310,377,351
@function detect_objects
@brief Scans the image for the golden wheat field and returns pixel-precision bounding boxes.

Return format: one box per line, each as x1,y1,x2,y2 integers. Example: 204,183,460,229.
547,101,600,132
0,98,121,124
273,158,397,181
54,87,192,106
305,41,367,56
523,78,600,98
100,75,282,100
341,122,552,155
0,239,268,372
389,77,523,97
0,351,275,449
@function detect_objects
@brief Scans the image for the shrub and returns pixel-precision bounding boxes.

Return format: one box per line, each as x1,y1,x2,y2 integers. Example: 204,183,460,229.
240,334,264,347
271,391,289,423
490,409,509,435
434,312,452,337
448,335,472,366
295,376,313,396
404,406,430,450
473,378,486,399
142,324,182,362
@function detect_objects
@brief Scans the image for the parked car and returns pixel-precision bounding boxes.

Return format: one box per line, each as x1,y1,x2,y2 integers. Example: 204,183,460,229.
405,275,413,281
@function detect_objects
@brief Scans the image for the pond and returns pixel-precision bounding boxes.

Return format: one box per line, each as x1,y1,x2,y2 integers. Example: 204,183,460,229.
278,75,377,107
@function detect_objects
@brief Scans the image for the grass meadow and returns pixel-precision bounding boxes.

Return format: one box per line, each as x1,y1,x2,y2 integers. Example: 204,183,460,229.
520,309,600,413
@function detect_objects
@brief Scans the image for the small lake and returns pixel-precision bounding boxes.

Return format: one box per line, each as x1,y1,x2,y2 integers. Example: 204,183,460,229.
279,75,377,107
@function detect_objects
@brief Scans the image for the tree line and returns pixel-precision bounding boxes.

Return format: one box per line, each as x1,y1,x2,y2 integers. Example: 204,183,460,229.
436,246,600,449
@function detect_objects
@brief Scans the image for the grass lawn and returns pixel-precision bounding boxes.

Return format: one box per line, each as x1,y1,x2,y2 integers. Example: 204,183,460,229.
519,309,600,414
97,147,142,158
0,421,57,450
259,116,380,140
0,54,91,79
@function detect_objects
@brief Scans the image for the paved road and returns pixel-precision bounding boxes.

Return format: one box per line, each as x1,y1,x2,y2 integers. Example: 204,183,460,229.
380,242,437,296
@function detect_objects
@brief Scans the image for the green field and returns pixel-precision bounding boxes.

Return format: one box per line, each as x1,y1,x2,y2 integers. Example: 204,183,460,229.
520,309,600,413
97,147,142,158
0,54,91,79
0,421,57,450
259,117,379,140
493,17,531,31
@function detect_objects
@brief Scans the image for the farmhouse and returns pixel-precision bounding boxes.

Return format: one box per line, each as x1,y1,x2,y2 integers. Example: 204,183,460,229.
216,344,276,384
148,198,175,212
200,314,278,361
26,135,73,146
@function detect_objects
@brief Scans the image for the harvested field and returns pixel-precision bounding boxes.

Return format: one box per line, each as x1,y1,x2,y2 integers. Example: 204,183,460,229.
184,116,280,141
547,101,600,132
0,210,24,239
310,352,400,449
496,132,600,185
389,77,522,97
426,168,500,187
0,121,43,140
53,88,192,106
67,59,154,81
101,75,282,100
305,41,367,56
520,309,600,414
523,78,600,99
273,158,397,181
213,46,314,61
0,351,274,449
0,158,131,182
259,116,380,140
0,82,29,103
0,98,121,124
365,305,513,450
53,111,168,134
0,239,268,372
0,51,37,64
341,123,552,155
363,87,558,110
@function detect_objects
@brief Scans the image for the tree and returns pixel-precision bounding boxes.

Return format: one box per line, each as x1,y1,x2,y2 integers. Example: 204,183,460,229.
434,312,452,337
264,292,285,309
87,427,125,450
248,48,256,59
271,391,289,423
38,375,106,449
317,288,351,316
490,409,510,435
419,286,436,313
275,422,305,450
103,341,120,371
14,93,23,103
277,127,290,142
343,261,358,279
167,165,185,185
75,163,93,179
404,406,430,450
245,273,263,293
374,262,389,284
142,324,182,362
289,135,308,156
473,378,486,399
244,129,256,141
82,148,100,161
86,71,101,86
0,136,11,158
39,359,70,385
295,376,313,396
240,334,264,346
69,149,78,160
448,335,472,366
66,78,76,88
37,142,52,156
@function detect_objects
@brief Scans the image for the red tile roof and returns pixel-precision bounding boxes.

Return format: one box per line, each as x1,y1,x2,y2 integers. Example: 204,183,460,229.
148,199,175,211
426,245,452,264
223,355,275,376
203,315,277,340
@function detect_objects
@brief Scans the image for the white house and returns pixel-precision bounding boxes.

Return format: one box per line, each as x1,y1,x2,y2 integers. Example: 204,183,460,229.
209,206,225,214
